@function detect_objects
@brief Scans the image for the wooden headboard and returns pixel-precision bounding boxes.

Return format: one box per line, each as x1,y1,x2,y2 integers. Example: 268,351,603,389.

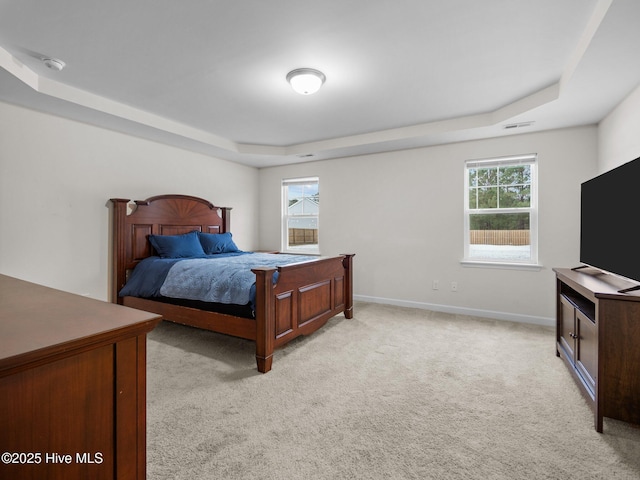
110,194,231,303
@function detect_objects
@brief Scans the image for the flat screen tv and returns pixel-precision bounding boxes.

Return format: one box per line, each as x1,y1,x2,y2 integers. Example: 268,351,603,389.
580,156,640,290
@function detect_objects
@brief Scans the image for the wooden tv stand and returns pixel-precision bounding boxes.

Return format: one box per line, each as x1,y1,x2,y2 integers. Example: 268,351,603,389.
0,275,161,479
554,267,640,432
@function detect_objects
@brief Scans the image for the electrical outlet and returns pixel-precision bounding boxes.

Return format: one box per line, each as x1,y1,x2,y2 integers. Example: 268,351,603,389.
432,280,439,290
451,281,458,292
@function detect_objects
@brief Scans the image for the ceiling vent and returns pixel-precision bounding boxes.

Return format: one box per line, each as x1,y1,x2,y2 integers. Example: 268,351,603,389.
503,121,535,130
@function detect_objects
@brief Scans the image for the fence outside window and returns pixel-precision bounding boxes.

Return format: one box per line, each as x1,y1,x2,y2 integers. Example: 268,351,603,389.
288,228,318,246
469,230,530,246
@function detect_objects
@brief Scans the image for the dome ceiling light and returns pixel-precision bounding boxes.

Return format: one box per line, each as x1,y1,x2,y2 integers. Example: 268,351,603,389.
286,68,326,95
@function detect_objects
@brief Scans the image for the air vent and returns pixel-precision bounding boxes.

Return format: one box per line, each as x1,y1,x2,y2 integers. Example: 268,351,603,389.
503,121,535,130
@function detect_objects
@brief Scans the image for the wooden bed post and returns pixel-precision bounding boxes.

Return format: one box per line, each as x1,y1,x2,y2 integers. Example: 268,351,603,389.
220,207,232,233
110,198,130,305
252,267,276,373
342,254,355,319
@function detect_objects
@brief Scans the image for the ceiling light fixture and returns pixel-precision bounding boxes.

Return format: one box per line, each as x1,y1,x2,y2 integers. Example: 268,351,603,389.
42,57,66,72
286,68,326,95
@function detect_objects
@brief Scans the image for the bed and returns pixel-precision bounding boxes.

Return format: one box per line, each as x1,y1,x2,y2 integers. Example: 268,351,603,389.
109,194,354,373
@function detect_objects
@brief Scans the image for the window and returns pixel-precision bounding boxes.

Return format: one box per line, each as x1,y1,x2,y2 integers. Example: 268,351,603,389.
282,177,319,254
463,154,538,265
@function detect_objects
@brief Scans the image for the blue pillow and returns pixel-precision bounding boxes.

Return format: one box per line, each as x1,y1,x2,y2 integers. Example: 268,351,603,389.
148,231,206,258
198,232,240,254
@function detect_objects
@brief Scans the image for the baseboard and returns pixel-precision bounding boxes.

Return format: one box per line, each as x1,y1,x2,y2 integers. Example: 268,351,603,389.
353,294,555,327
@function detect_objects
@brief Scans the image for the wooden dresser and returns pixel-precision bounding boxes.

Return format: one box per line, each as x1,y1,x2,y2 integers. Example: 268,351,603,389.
0,275,161,479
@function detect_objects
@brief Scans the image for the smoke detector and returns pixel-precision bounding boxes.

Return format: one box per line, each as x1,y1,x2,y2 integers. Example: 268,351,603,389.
42,57,65,72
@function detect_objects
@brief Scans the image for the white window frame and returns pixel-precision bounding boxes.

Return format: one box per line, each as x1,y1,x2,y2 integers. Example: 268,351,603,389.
462,154,540,269
281,176,320,254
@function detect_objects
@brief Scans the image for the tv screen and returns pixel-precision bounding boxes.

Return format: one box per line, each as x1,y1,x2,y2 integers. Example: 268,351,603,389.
580,156,640,285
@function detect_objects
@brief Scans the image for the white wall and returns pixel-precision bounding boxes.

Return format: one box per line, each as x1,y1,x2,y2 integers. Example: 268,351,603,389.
259,127,598,325
0,97,605,324
598,83,640,172
0,101,259,300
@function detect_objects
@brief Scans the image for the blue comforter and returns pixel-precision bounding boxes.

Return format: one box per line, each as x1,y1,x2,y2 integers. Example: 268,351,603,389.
119,252,316,307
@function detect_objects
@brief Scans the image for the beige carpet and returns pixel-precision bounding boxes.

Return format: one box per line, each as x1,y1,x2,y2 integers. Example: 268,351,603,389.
146,302,640,479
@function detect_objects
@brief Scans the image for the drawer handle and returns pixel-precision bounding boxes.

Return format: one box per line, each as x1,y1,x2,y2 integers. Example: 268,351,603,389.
569,332,579,339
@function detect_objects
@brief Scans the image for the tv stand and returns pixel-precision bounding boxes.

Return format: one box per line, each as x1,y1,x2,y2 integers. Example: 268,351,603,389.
554,267,640,432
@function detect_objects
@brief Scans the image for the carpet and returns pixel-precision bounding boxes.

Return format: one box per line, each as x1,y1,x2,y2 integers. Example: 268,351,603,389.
146,302,640,479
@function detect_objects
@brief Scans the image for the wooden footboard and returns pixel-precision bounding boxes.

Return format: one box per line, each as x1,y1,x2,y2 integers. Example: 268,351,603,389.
253,254,354,372
120,253,354,373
